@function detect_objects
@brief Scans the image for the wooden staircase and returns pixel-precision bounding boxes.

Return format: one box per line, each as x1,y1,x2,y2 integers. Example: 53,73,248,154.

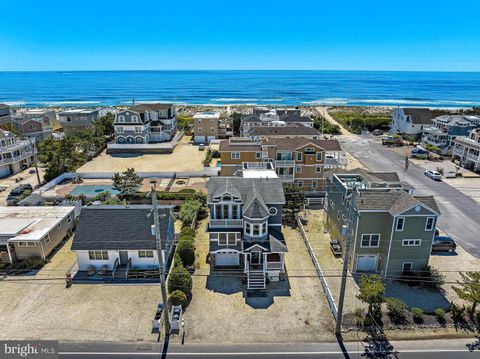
247,270,266,290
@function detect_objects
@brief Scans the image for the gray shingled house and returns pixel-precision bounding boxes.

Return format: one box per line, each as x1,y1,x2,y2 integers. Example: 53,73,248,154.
71,205,175,279
207,177,286,290
325,169,440,277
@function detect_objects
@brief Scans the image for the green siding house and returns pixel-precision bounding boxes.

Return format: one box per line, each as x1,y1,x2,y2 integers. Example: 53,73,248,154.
325,169,440,277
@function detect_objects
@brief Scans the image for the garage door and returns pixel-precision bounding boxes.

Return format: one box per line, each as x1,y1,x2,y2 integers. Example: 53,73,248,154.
356,255,377,272
0,166,10,179
195,135,206,144
215,252,239,266
207,136,216,143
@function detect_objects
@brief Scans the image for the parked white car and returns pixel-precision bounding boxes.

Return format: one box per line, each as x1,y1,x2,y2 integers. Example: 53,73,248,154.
443,170,457,178
425,170,442,181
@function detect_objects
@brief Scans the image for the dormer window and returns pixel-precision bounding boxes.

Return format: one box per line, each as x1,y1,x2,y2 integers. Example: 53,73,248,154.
222,195,232,202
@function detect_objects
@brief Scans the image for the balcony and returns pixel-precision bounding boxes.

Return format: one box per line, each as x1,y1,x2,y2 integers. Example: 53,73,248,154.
209,218,244,228
277,174,294,182
0,151,34,166
466,152,480,162
275,159,295,166
324,157,347,167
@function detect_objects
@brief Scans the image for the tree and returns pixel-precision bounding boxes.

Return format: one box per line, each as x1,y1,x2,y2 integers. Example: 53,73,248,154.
179,199,202,226
38,137,83,181
95,112,115,138
357,274,385,321
176,240,195,266
230,112,242,136
169,290,187,306
168,265,192,295
283,185,305,220
111,168,142,198
453,272,480,318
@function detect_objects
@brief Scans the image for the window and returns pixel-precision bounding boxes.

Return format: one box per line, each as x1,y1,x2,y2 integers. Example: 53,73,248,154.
341,214,347,222
132,115,138,122
57,221,62,228
304,147,315,153
219,233,237,245
361,234,380,248
402,262,413,272
18,241,35,247
253,224,260,236
269,207,278,216
316,152,323,161
315,165,321,173
312,181,317,189
118,115,125,122
138,250,154,258
425,217,435,231
30,124,36,130
245,222,251,234
88,250,109,260
134,126,142,133
395,217,405,231
256,152,262,159
297,180,303,187
402,239,421,247
296,166,302,173
67,214,72,224
330,200,335,209
296,152,302,161
44,235,50,245
231,152,240,159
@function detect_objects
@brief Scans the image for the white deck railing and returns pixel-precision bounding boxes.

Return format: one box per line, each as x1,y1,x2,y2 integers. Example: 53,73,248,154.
209,218,244,228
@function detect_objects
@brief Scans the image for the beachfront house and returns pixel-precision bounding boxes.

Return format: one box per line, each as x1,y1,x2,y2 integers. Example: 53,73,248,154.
71,205,175,279
452,128,480,172
390,108,433,137
207,176,287,290
248,123,323,140
58,109,106,136
114,104,177,145
240,107,314,137
325,169,439,277
421,115,480,155
0,129,36,178
0,206,76,265
0,104,12,125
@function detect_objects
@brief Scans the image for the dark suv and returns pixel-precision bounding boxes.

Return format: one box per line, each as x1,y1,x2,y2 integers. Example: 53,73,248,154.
7,184,33,205
431,236,456,253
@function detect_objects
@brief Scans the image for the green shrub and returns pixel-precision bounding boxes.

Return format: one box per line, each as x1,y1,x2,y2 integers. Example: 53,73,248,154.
386,297,407,323
173,252,183,267
434,308,446,324
179,199,202,226
178,235,194,242
180,227,196,237
176,240,195,266
411,307,424,323
168,265,192,295
169,290,187,306
179,188,196,194
354,307,364,327
450,302,465,323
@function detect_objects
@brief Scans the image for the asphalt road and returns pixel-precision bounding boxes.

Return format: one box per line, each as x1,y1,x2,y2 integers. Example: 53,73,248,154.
58,338,480,358
339,134,480,257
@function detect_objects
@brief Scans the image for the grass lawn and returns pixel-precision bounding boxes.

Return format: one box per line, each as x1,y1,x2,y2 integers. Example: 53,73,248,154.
329,107,391,133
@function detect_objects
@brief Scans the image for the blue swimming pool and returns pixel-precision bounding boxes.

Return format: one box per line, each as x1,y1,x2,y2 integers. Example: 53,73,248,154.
69,185,120,197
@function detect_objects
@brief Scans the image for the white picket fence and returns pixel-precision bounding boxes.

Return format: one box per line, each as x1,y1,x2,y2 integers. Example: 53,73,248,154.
296,215,338,320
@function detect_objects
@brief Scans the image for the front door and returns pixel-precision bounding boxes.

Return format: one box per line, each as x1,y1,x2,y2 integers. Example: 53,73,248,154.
251,251,262,265
119,251,128,265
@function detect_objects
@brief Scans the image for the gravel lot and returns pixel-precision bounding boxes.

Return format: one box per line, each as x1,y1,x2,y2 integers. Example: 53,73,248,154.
0,166,44,205
77,143,207,173
0,238,162,342
178,218,336,344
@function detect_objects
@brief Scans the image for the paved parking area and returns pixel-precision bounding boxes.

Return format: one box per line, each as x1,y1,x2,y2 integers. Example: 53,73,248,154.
0,166,44,205
77,143,207,173
0,238,161,342
178,218,336,344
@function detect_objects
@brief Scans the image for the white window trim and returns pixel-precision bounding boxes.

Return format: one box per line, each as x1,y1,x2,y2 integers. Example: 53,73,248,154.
88,250,109,260
44,235,50,245
296,166,302,173
360,234,381,248
218,232,237,246
231,152,240,159
268,207,278,216
138,250,154,258
425,216,435,231
315,165,321,173
312,180,317,189
402,262,413,272
67,214,72,224
316,152,323,161
395,217,405,231
402,239,422,247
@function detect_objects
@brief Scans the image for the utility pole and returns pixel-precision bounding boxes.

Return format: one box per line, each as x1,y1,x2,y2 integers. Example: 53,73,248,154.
335,185,357,336
151,180,171,336
29,138,41,187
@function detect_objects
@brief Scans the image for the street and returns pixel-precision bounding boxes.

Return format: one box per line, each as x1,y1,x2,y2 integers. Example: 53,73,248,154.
338,134,480,258
58,338,480,358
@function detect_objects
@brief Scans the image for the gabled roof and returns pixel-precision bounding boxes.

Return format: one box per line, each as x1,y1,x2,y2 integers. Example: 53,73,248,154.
355,190,440,216
207,177,285,206
249,124,321,137
402,108,433,125
243,230,288,252
265,137,342,151
71,205,174,251
243,198,269,219
130,103,174,112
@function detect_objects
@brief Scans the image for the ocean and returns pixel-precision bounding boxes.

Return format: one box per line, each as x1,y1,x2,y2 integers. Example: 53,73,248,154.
0,70,479,108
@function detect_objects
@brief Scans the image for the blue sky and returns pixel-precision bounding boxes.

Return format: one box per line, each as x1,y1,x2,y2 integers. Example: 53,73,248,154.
1,0,480,71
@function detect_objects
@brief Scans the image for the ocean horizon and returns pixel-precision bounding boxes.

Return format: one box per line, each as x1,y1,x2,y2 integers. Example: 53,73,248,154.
1,70,480,108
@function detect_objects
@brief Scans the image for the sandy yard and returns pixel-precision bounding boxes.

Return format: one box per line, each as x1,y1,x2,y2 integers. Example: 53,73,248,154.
178,217,336,344
0,238,162,342
77,143,207,173
0,166,45,205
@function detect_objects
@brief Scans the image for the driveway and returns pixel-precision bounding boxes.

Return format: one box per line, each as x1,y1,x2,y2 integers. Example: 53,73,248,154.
0,166,44,205
179,218,335,344
338,134,480,258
